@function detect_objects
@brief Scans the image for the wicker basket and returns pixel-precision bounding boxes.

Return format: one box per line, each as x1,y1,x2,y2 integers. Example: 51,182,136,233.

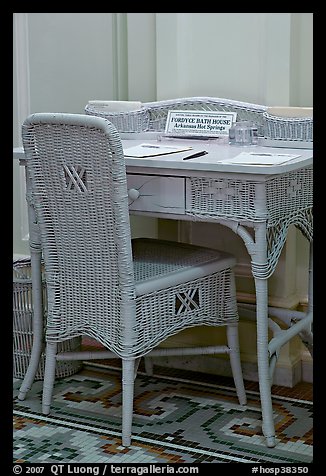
85,103,150,132
13,258,82,380
263,112,313,143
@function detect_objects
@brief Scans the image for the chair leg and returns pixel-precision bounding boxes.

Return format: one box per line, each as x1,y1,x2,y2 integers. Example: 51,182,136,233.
42,341,57,415
121,358,136,447
18,248,44,401
18,341,44,401
227,324,247,405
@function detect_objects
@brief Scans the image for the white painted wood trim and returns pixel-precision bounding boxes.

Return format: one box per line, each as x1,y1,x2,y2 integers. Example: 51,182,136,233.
14,13,30,242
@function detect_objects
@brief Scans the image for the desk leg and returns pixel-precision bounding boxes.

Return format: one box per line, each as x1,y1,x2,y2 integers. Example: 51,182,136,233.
18,194,44,400
235,222,312,447
251,222,275,447
255,276,276,447
212,218,277,446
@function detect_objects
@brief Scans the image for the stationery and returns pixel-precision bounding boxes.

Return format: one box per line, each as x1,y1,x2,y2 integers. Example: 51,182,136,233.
123,143,193,158
87,100,142,112
217,152,301,166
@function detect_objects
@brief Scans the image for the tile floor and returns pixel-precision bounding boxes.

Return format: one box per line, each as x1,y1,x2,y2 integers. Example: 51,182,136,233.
13,349,313,465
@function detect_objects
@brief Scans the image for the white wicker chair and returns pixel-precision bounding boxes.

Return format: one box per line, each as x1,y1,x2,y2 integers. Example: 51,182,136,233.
20,112,246,447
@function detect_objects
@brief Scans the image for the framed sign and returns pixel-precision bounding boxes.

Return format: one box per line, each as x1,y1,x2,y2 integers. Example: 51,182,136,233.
165,110,237,137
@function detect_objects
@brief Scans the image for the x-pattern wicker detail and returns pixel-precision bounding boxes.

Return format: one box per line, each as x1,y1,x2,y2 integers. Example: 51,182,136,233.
63,165,88,192
175,288,200,315
287,179,302,199
202,182,236,200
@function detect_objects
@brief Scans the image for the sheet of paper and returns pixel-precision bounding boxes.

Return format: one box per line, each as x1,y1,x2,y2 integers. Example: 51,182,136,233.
123,143,193,158
217,152,301,165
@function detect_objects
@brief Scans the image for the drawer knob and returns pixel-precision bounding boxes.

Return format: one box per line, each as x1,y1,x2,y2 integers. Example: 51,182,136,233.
128,188,140,200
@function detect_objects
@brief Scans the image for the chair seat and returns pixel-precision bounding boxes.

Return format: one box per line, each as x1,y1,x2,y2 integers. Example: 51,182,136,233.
133,238,236,296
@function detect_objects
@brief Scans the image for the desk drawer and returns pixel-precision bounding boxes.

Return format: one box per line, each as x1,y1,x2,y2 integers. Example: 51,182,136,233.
185,167,313,224
127,174,185,214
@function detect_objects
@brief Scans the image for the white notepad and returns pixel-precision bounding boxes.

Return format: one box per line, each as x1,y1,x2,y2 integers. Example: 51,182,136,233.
217,152,301,165
123,143,192,158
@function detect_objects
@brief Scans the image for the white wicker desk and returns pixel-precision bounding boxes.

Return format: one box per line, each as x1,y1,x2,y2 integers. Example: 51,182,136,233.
13,137,313,448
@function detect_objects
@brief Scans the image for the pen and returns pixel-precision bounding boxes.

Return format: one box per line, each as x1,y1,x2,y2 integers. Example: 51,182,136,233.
249,153,272,156
183,151,208,160
249,153,295,157
141,144,190,150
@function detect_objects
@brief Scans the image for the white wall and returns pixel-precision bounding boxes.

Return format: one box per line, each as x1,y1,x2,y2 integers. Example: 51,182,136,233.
28,13,116,114
13,13,158,255
290,13,313,106
155,13,312,106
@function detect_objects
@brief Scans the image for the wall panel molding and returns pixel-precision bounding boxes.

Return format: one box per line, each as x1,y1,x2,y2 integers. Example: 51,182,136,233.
14,13,31,144
13,13,30,243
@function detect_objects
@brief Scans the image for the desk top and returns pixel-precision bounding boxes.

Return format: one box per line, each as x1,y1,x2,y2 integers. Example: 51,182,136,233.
13,133,313,176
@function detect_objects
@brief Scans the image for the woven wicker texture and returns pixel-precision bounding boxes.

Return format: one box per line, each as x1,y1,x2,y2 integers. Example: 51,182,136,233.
186,165,313,279
21,112,246,446
85,96,267,135
85,97,313,143
263,112,313,142
85,103,149,132
13,258,82,380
